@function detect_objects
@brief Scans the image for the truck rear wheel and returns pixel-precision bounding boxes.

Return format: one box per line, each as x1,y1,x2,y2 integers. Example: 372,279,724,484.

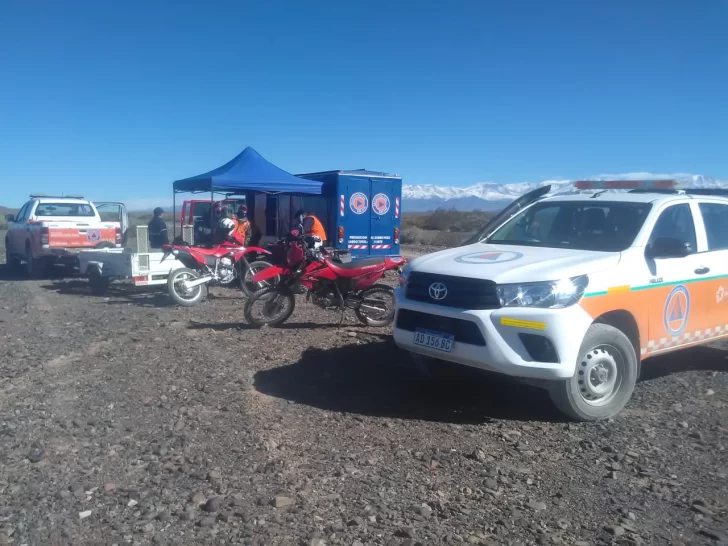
548,323,638,421
25,245,44,279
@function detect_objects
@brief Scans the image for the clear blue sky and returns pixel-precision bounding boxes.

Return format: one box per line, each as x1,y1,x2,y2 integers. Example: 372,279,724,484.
1,0,726,208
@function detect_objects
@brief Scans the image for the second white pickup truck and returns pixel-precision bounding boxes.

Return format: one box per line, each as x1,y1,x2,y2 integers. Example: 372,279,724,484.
5,194,128,277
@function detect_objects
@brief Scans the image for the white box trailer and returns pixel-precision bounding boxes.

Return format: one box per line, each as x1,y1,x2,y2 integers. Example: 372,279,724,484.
77,225,190,294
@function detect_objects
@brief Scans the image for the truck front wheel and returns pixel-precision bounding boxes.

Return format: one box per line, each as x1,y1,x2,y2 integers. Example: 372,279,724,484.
5,239,20,271
548,323,638,421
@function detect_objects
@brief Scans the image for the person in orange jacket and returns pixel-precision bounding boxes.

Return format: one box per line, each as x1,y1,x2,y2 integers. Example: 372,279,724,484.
293,209,327,245
234,205,252,246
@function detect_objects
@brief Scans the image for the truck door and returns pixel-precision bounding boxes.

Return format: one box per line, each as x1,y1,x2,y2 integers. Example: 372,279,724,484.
369,181,397,257
96,202,129,246
7,203,30,256
344,177,372,256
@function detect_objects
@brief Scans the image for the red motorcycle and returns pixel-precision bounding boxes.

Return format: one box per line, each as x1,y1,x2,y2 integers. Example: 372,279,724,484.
243,231,406,327
161,239,271,306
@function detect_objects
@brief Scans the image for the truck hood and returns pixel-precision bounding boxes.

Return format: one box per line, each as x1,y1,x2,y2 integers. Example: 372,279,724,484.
408,243,620,283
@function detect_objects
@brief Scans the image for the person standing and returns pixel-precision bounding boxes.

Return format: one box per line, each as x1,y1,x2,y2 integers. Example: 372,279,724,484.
234,205,252,246
148,207,169,249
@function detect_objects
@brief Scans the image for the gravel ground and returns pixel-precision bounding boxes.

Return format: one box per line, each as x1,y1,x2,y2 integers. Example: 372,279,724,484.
0,235,727,545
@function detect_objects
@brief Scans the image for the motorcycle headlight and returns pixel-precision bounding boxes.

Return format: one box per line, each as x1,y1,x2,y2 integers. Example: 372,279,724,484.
496,275,589,309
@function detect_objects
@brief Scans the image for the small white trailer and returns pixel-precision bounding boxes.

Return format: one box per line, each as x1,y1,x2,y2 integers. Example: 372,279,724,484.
77,225,189,294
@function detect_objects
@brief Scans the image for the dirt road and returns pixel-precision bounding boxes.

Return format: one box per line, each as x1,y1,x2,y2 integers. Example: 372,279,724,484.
0,247,727,545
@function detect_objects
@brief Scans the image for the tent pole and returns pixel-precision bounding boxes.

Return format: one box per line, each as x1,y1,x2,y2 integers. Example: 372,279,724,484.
173,190,176,239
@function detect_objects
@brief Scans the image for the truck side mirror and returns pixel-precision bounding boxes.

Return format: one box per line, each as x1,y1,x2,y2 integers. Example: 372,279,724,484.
5,214,14,222
646,237,693,259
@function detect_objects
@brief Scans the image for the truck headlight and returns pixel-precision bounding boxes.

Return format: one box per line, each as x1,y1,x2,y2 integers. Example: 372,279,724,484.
496,275,589,309
398,263,412,287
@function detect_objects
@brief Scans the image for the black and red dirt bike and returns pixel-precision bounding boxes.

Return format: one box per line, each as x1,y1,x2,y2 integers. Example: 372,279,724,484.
161,239,271,306
243,231,406,327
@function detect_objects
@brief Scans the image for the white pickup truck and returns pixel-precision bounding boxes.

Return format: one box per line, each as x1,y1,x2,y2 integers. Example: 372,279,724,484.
394,179,728,421
5,195,128,277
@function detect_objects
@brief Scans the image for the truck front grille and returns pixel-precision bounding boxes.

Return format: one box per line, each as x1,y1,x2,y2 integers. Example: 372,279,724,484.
406,272,500,310
396,309,486,346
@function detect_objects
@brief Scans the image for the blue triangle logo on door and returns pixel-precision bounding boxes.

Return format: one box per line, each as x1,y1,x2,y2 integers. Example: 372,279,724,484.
663,285,690,337
669,298,684,321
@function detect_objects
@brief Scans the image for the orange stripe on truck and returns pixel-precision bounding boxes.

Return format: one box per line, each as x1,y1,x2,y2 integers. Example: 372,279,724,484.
580,275,728,357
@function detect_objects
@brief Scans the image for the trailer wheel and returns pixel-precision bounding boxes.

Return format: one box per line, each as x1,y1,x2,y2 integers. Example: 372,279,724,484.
548,323,638,421
88,266,110,295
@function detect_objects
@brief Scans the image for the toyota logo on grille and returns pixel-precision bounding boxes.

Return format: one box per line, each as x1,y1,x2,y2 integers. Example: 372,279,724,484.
429,282,447,300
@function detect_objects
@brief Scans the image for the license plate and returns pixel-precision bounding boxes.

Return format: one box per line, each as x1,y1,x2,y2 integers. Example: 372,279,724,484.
413,328,454,352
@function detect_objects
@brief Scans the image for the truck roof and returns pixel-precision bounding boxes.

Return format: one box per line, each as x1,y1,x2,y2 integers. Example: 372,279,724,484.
31,197,92,205
546,191,728,205
297,169,401,179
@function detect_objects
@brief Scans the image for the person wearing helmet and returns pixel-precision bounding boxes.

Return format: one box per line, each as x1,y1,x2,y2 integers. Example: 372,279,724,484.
293,209,327,246
217,206,246,245
148,207,169,249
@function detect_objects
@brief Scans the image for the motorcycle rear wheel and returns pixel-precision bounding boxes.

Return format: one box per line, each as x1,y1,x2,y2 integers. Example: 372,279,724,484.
244,287,296,327
355,284,395,327
167,267,208,307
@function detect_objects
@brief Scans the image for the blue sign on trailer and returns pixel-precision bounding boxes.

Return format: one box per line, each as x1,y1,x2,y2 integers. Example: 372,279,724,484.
297,169,402,258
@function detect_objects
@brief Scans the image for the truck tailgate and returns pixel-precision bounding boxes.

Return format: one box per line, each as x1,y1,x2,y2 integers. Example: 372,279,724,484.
45,222,118,248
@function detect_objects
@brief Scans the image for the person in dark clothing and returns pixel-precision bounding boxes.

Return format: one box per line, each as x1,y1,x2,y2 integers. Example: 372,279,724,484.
148,207,169,249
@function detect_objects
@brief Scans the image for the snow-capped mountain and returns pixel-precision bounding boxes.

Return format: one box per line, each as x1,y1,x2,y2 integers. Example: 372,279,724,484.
402,173,727,211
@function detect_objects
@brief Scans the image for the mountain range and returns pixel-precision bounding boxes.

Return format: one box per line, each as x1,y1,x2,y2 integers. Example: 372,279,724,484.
24,172,723,213
402,173,727,211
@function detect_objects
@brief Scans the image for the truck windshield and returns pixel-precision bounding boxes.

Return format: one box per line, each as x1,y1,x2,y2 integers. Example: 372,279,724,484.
35,203,96,217
486,201,652,252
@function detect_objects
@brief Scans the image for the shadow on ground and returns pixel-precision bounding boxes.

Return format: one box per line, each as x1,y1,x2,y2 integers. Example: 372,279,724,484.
255,338,728,425
254,337,563,424
641,345,728,381
188,321,392,332
40,280,177,308
0,263,75,282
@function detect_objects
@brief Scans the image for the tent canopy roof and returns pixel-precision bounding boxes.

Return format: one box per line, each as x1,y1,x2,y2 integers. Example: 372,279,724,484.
173,147,322,195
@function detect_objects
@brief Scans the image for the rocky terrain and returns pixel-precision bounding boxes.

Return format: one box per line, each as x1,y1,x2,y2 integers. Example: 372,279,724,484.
0,237,727,546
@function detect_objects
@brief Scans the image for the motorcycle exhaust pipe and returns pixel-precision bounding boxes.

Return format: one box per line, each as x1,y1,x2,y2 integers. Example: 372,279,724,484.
182,275,213,289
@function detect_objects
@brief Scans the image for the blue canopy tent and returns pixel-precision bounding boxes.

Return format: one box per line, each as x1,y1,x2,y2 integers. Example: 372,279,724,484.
172,147,323,238
173,146,322,194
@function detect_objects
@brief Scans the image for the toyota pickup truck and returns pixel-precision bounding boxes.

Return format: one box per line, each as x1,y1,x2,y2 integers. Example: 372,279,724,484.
394,179,728,421
5,195,128,277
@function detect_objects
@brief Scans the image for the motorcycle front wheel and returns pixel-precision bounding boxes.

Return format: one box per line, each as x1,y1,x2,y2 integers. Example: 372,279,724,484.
244,287,296,327
240,260,278,297
167,267,208,307
355,284,395,326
